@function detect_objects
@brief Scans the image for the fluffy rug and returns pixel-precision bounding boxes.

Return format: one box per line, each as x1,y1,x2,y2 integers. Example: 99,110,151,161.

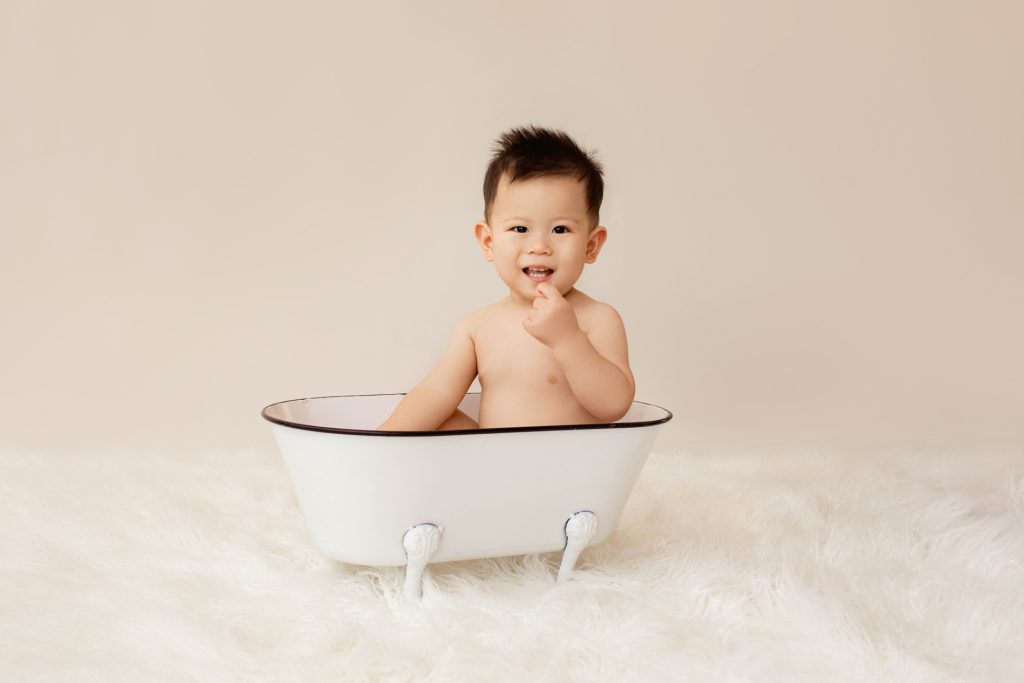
2,446,1022,682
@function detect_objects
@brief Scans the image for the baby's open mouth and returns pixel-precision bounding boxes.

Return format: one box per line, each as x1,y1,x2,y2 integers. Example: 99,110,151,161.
523,267,554,282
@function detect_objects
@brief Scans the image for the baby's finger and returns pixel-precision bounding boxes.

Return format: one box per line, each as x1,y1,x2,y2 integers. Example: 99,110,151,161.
537,282,562,299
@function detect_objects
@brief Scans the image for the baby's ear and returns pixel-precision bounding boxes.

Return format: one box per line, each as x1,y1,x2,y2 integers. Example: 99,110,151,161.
474,221,495,262
585,226,608,264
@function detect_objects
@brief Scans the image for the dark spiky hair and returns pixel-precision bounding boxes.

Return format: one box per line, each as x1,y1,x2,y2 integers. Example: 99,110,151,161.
482,126,604,227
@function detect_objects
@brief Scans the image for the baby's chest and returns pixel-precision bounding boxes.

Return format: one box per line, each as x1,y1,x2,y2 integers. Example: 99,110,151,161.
474,320,566,387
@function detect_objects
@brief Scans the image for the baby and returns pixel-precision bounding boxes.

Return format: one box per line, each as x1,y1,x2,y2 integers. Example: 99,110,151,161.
378,126,634,431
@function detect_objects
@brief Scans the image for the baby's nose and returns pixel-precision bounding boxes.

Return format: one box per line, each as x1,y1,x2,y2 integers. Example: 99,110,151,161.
527,235,552,254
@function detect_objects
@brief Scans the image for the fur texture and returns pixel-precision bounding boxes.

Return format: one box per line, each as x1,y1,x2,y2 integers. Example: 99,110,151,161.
2,447,1022,682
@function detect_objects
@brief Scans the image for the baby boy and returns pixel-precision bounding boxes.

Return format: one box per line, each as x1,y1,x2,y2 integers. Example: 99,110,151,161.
378,126,634,431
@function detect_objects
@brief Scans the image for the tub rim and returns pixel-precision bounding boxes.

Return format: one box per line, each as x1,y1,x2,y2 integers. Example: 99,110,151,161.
261,392,672,437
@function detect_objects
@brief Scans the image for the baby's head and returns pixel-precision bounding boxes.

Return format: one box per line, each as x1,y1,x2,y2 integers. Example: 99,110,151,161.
476,126,609,304
482,126,604,227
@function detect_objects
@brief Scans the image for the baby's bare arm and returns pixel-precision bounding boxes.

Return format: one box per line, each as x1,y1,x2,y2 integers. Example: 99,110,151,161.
551,304,635,422
377,318,478,431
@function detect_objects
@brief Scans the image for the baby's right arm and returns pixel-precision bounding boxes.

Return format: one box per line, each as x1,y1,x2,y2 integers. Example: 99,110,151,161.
377,317,478,431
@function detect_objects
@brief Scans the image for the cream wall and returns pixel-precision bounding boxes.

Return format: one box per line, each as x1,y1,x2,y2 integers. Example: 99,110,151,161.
2,1,1021,455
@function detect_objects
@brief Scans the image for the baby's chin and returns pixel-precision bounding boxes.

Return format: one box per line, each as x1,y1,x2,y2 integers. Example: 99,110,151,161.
530,281,577,299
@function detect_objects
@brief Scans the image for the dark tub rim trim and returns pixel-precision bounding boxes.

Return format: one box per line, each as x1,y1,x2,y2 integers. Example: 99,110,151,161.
261,392,673,436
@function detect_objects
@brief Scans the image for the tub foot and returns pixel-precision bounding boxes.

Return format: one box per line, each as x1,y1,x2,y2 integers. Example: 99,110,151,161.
402,523,442,601
557,511,598,583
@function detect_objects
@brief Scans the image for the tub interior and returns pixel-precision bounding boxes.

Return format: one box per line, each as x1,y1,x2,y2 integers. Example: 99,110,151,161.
262,393,671,433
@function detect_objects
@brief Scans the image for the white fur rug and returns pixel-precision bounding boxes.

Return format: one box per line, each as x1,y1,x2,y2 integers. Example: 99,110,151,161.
2,446,1022,682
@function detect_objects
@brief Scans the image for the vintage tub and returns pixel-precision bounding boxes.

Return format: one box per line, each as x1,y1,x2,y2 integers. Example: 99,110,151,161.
262,393,672,599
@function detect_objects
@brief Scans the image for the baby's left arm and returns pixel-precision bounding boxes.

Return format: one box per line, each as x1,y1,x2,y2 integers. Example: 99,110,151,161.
524,285,635,422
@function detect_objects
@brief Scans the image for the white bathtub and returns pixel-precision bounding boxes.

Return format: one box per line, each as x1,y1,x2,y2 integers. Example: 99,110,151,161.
262,393,672,599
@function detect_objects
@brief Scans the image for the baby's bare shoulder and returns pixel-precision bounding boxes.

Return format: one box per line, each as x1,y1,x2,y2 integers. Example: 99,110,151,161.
572,292,626,334
458,301,506,338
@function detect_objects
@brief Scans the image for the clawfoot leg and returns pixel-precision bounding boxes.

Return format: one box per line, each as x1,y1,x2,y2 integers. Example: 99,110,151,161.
557,511,598,583
402,523,443,601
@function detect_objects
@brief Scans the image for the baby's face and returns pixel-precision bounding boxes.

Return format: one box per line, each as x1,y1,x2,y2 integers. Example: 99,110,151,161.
476,174,607,306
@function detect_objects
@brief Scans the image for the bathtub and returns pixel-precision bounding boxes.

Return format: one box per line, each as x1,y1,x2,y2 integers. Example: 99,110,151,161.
262,393,672,599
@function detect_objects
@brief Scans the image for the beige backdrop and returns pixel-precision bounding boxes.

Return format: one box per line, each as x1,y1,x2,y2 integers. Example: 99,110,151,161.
2,1,1021,455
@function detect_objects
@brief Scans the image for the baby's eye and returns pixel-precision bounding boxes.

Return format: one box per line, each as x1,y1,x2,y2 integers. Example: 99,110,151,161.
552,225,569,234
511,225,528,233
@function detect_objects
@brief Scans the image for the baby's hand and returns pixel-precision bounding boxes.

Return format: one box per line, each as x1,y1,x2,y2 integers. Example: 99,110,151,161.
523,283,581,349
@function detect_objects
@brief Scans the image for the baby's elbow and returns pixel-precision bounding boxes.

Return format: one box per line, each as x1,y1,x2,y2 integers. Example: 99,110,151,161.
614,385,637,421
597,394,634,424
594,406,628,424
